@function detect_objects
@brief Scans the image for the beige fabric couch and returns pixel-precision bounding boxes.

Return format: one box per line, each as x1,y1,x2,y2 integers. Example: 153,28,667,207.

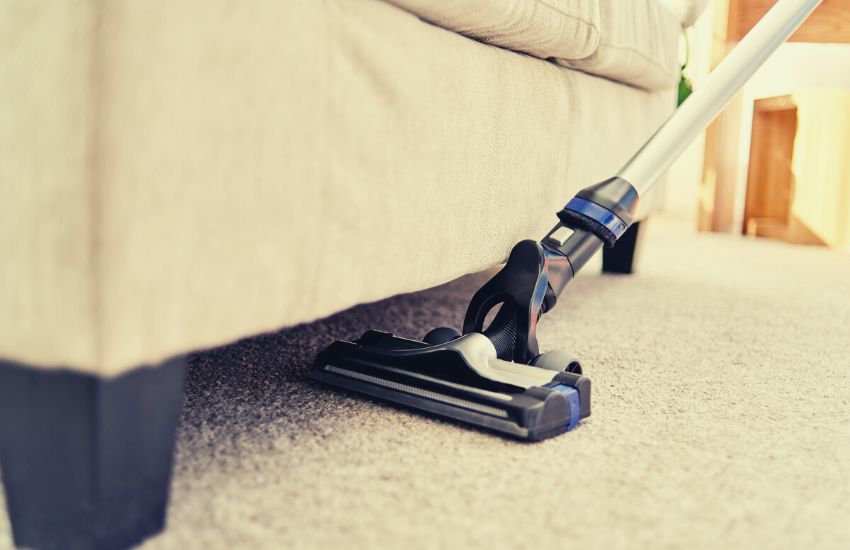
2,0,706,377
2,1,711,549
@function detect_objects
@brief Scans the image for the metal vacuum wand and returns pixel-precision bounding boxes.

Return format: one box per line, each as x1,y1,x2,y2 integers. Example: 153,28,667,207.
550,0,823,278
469,0,823,363
621,0,823,196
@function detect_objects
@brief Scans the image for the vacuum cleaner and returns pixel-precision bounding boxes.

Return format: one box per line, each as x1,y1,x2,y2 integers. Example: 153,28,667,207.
309,0,823,440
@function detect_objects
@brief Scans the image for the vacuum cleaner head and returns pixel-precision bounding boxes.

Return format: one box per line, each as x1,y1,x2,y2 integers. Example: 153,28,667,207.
309,239,597,440
309,329,591,441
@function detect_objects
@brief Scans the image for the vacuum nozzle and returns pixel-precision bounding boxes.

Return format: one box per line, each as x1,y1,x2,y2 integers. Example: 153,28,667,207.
308,330,590,441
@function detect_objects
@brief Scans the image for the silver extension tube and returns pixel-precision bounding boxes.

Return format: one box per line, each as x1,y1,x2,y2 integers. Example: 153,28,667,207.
618,0,823,197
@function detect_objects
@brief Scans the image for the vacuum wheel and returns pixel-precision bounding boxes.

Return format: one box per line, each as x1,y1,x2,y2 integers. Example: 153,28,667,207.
531,350,583,374
423,327,461,345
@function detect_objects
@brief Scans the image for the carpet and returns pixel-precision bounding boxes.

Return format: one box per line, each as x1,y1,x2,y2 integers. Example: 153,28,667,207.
2,217,849,549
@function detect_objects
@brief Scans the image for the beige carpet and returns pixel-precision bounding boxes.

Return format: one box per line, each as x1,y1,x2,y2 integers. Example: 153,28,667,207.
2,217,849,549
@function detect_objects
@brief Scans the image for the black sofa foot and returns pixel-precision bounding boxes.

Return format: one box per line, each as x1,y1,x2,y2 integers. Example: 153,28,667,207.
602,220,645,274
0,357,186,550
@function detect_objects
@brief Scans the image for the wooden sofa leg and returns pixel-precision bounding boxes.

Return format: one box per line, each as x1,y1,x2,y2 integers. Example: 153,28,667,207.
0,357,186,550
602,220,645,274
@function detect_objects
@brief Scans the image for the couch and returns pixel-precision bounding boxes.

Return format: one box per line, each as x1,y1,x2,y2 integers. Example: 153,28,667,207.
0,0,707,548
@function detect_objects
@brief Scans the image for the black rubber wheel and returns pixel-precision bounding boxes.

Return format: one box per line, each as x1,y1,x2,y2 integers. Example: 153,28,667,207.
423,327,461,345
531,350,583,374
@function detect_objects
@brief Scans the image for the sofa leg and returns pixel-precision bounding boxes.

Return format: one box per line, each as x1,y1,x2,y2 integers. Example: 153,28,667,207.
0,357,186,550
602,220,645,274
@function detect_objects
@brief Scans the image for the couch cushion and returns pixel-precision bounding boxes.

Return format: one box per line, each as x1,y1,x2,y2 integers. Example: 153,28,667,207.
386,0,601,62
557,0,681,91
1,0,675,375
389,0,686,90
657,0,711,26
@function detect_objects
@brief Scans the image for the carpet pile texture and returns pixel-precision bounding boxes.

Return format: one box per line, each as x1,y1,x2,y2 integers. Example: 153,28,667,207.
2,218,849,549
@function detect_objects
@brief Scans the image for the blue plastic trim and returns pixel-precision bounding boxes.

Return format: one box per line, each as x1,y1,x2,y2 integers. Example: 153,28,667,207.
547,384,581,431
564,197,628,241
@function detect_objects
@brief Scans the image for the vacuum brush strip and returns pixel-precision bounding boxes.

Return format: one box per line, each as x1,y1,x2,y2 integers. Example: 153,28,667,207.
324,365,510,419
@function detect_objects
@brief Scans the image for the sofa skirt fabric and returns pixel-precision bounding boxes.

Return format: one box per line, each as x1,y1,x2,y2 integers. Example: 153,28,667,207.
1,0,675,375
